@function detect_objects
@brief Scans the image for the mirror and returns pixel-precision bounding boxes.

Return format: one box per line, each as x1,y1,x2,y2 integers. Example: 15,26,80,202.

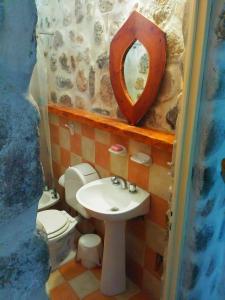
124,41,150,104
110,11,166,125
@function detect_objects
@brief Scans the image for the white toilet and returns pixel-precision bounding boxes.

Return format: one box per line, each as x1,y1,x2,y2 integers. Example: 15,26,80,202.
36,163,100,270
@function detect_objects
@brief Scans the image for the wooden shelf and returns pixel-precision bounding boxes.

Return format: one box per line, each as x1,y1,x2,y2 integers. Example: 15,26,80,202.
48,104,175,152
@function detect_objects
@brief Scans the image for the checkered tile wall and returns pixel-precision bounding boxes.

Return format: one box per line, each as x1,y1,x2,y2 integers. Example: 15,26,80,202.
49,112,172,300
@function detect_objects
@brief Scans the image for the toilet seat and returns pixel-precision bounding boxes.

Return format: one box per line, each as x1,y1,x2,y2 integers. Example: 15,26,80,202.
37,209,72,240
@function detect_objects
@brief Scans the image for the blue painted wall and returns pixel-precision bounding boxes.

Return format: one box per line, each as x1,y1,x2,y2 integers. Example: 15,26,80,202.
178,1,225,299
0,1,49,299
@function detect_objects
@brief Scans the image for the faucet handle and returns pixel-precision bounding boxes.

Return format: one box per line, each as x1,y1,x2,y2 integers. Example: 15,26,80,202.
111,176,119,184
52,188,58,199
128,182,137,193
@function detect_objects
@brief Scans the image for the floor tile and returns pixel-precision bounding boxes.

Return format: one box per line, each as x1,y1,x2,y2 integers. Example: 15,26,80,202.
69,271,100,299
50,282,79,300
59,259,86,281
46,260,148,300
91,266,102,280
83,290,116,300
115,279,139,300
46,270,65,295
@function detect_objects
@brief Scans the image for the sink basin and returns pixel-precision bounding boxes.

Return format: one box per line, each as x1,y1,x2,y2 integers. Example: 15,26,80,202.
76,177,149,221
76,177,150,296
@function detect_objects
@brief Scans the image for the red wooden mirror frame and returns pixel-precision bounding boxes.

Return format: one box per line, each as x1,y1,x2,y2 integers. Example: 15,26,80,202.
109,11,166,125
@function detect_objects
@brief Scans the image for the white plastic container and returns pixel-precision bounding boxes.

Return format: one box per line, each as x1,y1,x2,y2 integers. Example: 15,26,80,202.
76,234,102,269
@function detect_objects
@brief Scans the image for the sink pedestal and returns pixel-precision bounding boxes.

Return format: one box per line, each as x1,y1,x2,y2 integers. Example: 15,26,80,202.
100,221,126,296
76,177,150,295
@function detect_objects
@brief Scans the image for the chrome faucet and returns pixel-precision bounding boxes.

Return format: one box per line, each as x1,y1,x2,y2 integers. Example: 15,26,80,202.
111,176,127,189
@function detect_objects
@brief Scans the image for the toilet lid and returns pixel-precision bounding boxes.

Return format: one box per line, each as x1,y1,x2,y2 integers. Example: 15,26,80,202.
37,210,69,236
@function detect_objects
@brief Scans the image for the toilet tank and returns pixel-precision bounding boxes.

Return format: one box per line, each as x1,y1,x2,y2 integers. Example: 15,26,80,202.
60,163,99,218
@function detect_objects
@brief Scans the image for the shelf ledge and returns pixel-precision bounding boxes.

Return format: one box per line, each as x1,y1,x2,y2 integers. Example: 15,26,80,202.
48,104,175,152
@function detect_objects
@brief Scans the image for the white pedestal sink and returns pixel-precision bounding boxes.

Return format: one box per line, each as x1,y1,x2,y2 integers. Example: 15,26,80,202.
76,177,150,296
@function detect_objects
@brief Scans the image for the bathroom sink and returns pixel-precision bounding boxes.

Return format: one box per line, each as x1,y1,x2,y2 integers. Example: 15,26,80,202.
76,177,150,296
76,177,149,221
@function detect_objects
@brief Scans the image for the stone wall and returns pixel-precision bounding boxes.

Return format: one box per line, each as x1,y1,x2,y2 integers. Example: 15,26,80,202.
36,0,187,132
178,2,225,299
0,1,49,299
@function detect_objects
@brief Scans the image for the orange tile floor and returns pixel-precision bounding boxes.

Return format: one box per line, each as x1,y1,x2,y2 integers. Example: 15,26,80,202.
47,260,151,300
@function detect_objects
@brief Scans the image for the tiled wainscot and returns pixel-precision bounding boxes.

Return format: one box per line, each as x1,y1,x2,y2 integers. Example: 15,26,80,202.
49,112,173,300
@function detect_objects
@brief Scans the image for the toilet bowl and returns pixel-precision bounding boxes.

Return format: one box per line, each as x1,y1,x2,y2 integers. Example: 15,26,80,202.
36,163,100,270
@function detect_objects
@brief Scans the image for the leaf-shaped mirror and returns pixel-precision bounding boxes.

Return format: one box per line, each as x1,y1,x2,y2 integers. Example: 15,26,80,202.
124,40,150,104
110,11,166,125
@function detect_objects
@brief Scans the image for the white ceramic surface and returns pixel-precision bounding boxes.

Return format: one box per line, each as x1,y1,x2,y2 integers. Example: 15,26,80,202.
76,177,150,296
38,190,60,211
76,177,150,221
